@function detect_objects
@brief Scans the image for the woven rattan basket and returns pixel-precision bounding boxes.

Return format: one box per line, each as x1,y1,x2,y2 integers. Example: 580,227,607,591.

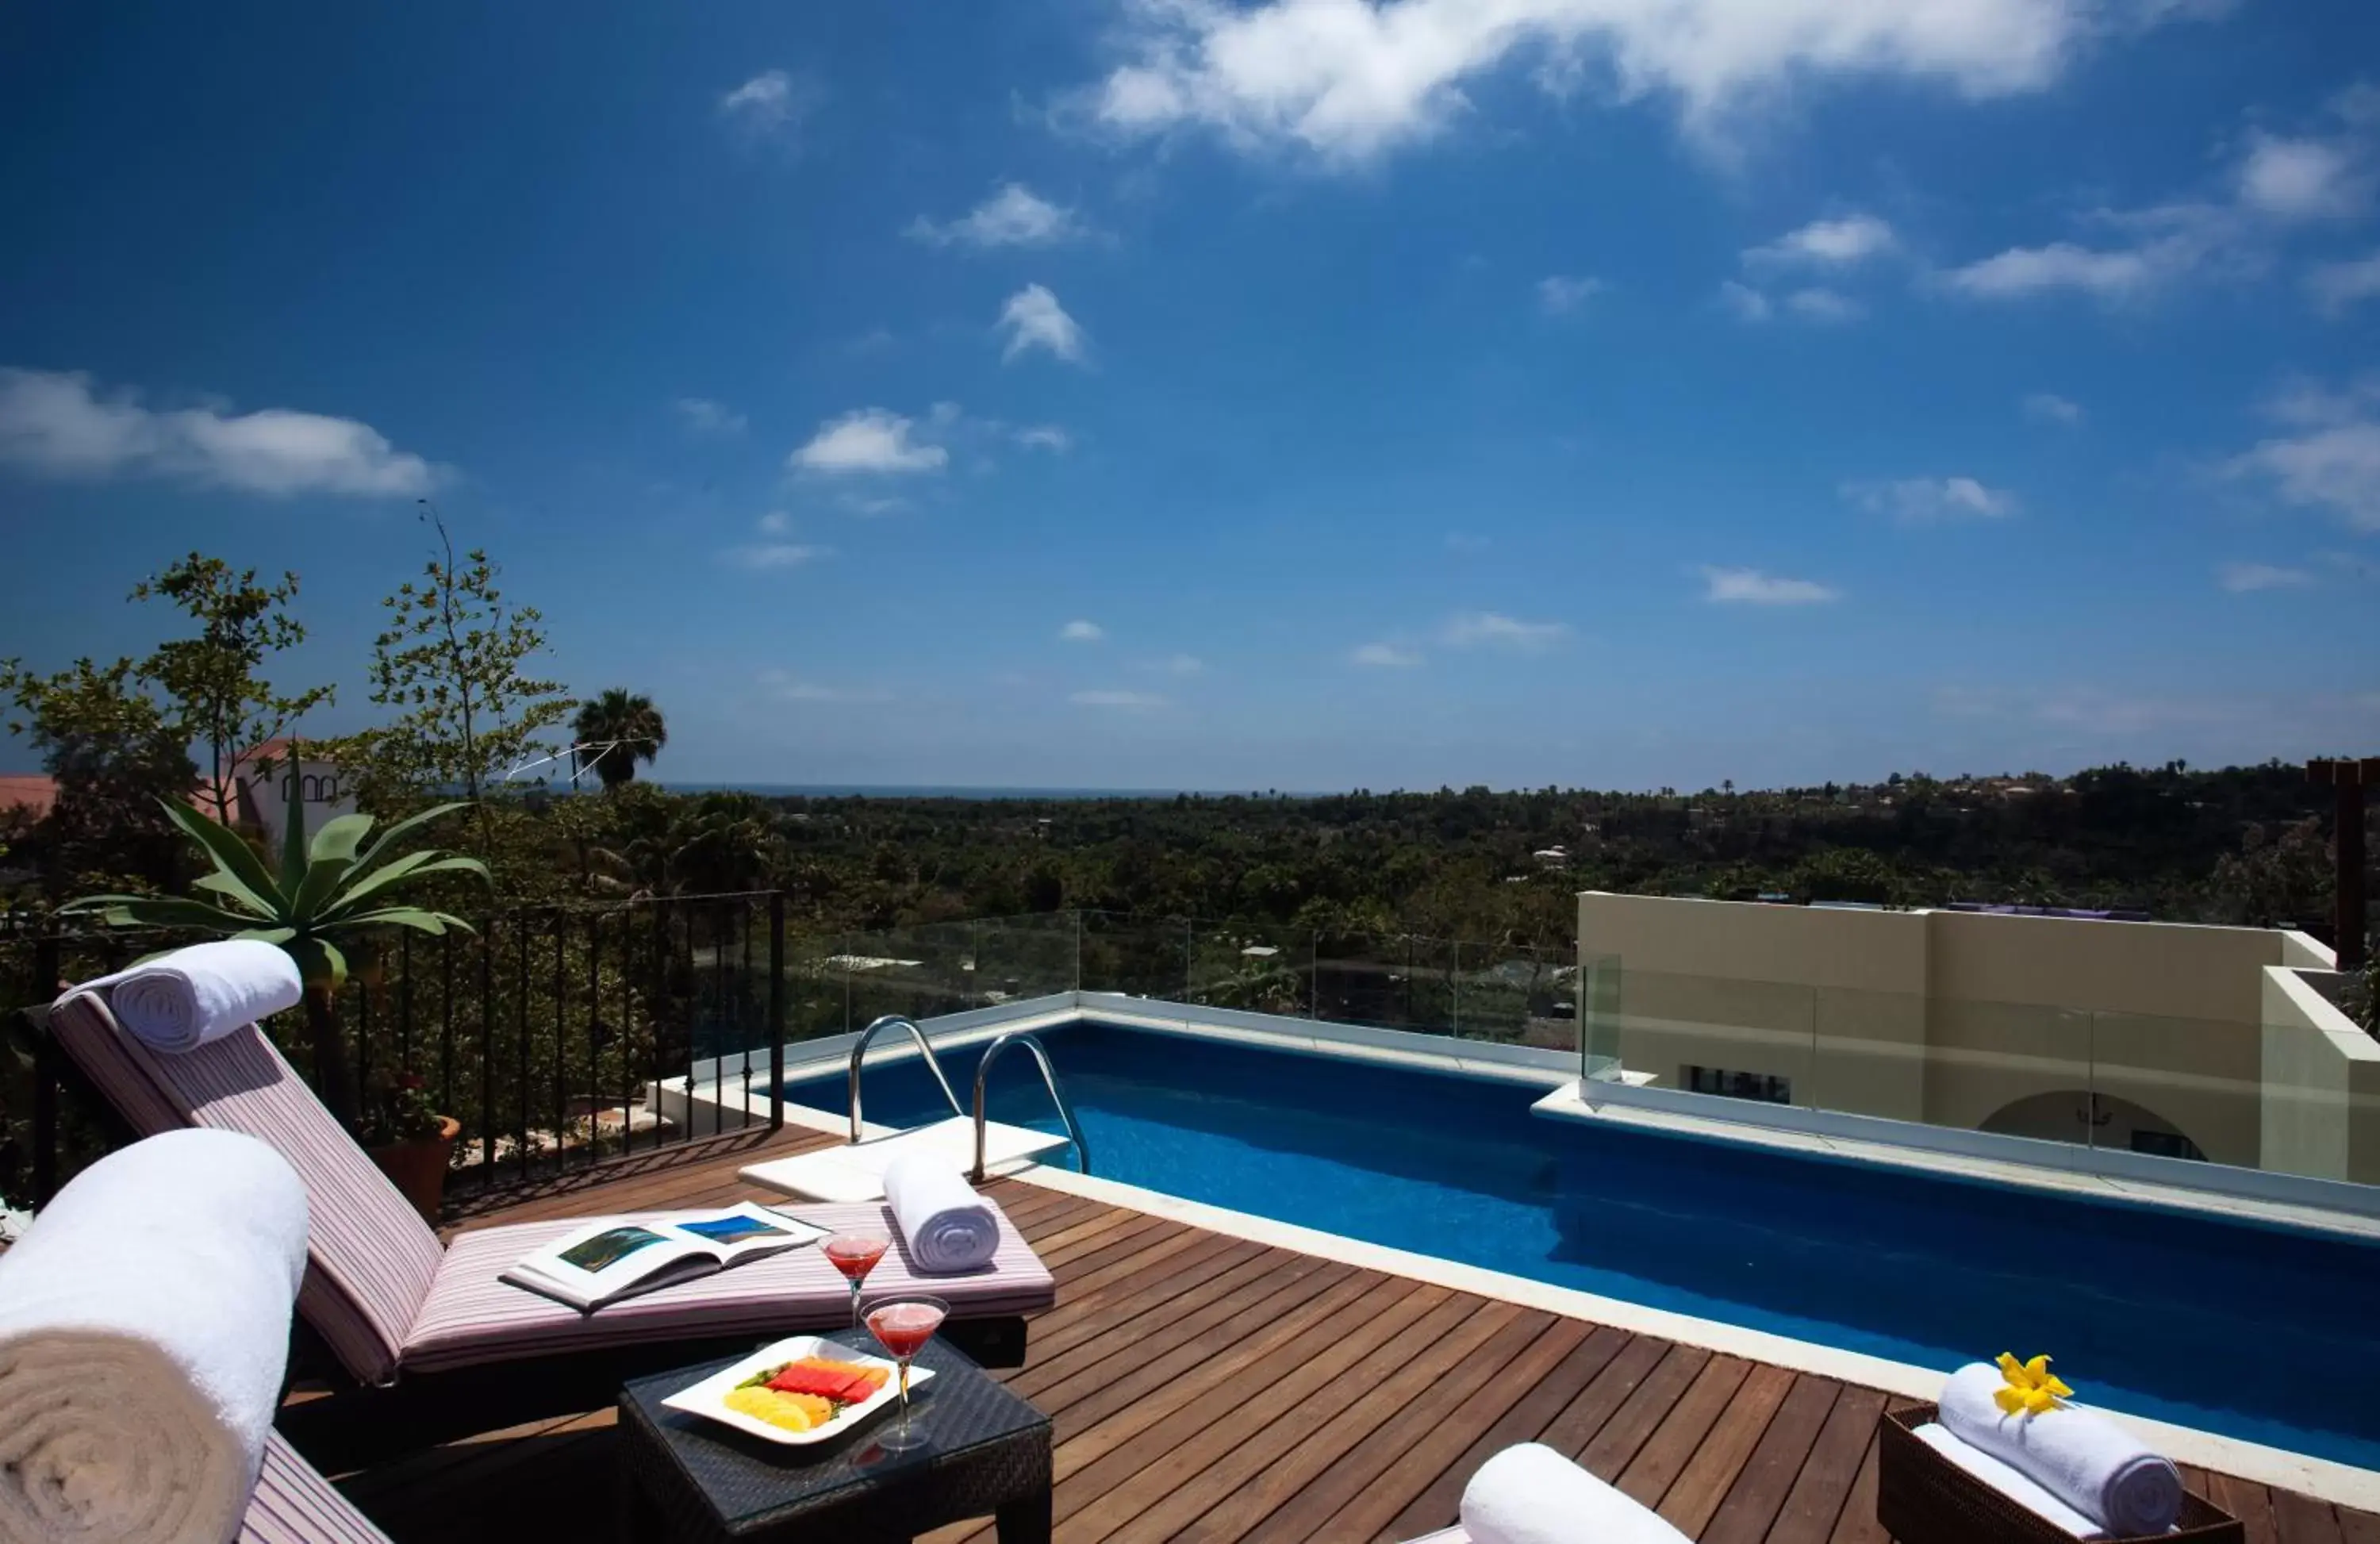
1877,1403,2244,1544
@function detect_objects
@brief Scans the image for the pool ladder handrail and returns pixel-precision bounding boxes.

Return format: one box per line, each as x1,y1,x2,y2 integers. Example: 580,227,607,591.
971,1030,1090,1184
846,1015,965,1144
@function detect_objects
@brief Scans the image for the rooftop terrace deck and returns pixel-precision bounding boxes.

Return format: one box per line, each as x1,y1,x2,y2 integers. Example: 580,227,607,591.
329,1127,2372,1543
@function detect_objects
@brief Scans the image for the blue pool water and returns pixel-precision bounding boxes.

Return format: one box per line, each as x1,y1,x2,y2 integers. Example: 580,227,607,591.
793,1020,2380,1468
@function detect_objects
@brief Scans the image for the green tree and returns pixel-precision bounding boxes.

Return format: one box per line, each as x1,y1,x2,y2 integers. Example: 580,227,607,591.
571,689,667,789
131,554,334,826
0,655,194,893
340,511,573,859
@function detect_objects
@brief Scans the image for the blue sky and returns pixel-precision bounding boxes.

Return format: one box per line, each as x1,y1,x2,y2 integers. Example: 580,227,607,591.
2,0,2375,793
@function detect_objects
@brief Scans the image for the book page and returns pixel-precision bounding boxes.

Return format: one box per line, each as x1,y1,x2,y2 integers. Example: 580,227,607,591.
652,1202,830,1263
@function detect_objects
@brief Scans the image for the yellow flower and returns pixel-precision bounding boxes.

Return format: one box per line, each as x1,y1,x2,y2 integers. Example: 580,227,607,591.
1991,1352,2075,1417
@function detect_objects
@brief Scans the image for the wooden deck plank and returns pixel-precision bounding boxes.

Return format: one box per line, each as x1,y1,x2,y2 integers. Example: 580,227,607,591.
341,1145,2380,1544
1578,1344,1714,1481
1376,1323,1633,1542
1824,1426,1889,1544
1154,1300,1528,1544
1700,1374,1841,1544
1618,1354,1753,1509
1764,1385,1887,1544
2274,1488,2347,1544
1042,1280,1467,1544
1656,1361,1797,1538
1273,1311,1571,1543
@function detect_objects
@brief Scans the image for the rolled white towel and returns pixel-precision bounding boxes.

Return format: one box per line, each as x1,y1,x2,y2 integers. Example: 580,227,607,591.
84,939,304,1054
0,1128,309,1544
1939,1362,2183,1536
1458,1442,1691,1544
1912,1423,2106,1539
881,1152,998,1274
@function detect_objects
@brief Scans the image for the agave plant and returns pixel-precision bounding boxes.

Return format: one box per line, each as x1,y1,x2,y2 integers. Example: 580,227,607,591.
64,754,487,1126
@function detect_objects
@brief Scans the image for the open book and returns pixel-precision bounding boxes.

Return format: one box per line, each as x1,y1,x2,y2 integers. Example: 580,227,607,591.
500,1203,831,1312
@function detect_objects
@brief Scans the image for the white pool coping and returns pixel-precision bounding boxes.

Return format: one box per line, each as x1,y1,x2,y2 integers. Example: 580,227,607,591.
687,1002,2380,1507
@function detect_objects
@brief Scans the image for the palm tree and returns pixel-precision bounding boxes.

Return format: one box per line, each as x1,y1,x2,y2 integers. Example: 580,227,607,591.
572,689,666,790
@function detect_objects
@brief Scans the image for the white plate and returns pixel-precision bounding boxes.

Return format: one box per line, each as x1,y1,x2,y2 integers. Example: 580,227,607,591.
659,1335,935,1446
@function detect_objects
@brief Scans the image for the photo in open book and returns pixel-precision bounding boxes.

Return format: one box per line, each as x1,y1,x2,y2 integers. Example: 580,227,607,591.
558,1225,672,1273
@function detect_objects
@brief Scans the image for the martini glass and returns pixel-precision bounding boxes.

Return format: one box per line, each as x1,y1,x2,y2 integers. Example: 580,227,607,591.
863,1294,948,1453
822,1233,890,1330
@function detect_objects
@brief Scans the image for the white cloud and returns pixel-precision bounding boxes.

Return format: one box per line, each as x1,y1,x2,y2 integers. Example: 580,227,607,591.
674,397,747,436
2225,378,2380,532
718,70,817,136
2308,249,2380,315
1059,619,1105,643
727,543,827,570
1439,612,1571,651
2217,562,2315,592
1083,0,2168,164
1350,642,1422,668
1940,240,2167,301
1015,424,1073,452
1700,565,1841,604
0,367,437,497
2236,132,2367,220
2022,392,2085,425
756,509,792,534
1071,689,1165,709
1744,213,1896,268
839,493,908,517
1717,280,1772,321
758,667,890,704
1784,286,1864,322
909,183,1091,247
1536,275,1605,314
788,408,948,474
1842,475,2018,523
997,285,1088,364
1152,653,1206,676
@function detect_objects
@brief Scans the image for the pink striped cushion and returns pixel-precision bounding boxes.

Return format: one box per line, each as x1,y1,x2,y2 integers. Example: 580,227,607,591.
400,1200,1057,1373
238,1432,391,1544
48,993,443,1386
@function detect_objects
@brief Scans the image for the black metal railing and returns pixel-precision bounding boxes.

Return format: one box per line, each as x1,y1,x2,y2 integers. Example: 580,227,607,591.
1,892,790,1212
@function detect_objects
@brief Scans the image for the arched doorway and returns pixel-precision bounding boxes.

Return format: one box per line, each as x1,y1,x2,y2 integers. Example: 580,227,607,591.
1979,1090,2206,1161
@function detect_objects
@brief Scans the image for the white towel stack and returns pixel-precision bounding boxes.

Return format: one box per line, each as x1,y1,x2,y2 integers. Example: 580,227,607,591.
0,1128,310,1544
1938,1362,2184,1537
1458,1442,1692,1544
881,1152,999,1274
86,939,304,1054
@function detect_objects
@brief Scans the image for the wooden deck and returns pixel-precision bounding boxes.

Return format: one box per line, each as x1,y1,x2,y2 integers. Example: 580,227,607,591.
330,1125,2373,1543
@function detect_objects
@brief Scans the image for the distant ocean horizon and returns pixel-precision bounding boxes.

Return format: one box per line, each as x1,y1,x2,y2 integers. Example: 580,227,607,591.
654,782,1303,801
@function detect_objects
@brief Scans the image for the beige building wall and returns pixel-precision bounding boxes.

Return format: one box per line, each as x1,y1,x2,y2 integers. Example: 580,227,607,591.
1578,893,2298,1169
2259,966,2380,1185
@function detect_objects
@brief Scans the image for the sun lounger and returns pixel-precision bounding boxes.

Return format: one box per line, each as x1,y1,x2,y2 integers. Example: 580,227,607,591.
46,989,1056,1465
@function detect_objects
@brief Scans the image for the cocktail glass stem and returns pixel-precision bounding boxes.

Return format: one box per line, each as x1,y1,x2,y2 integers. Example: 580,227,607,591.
896,1358,913,1437
849,1277,864,1331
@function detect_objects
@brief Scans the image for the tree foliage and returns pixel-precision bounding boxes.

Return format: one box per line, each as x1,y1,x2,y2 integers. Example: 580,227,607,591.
572,689,666,789
0,655,194,894
130,553,333,825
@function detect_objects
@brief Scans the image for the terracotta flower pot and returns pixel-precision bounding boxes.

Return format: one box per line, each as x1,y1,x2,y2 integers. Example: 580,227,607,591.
367,1116,461,1224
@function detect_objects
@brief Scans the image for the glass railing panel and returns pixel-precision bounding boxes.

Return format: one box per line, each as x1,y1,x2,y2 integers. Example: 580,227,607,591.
1077,909,1191,1000
970,912,1080,1004
1187,921,1312,1017
835,924,977,1030
1605,966,1816,1108
1579,952,1623,1081
2087,1008,2260,1170
1450,940,1572,1046
1312,931,1461,1039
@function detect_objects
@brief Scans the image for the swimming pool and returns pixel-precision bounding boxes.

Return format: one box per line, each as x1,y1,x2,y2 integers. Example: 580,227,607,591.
789,1018,2380,1468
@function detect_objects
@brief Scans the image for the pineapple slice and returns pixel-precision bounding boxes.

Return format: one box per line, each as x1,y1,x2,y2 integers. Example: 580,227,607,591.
723,1385,833,1432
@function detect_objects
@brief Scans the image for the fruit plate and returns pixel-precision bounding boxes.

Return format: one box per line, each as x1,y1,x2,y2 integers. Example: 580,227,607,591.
660,1335,935,1446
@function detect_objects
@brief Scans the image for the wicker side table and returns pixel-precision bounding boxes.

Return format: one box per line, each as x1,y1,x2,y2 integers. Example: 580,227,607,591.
1878,1403,2243,1544
617,1332,1053,1543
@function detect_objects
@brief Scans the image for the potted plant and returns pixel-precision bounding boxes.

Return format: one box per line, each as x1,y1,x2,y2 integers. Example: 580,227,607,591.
63,739,487,1129
357,1066,461,1223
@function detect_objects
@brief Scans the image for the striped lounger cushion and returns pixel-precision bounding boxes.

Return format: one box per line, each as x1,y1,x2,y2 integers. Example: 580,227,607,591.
239,1432,391,1544
403,1200,1055,1373
48,992,1058,1385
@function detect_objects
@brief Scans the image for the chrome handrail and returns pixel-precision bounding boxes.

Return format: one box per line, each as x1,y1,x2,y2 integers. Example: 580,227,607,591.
846,1015,965,1143
971,1030,1090,1183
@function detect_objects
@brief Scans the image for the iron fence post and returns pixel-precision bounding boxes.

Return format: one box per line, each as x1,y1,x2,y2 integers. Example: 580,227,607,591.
768,893,785,1132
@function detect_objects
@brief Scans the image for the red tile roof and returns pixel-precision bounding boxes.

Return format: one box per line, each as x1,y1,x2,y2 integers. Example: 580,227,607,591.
0,775,59,819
